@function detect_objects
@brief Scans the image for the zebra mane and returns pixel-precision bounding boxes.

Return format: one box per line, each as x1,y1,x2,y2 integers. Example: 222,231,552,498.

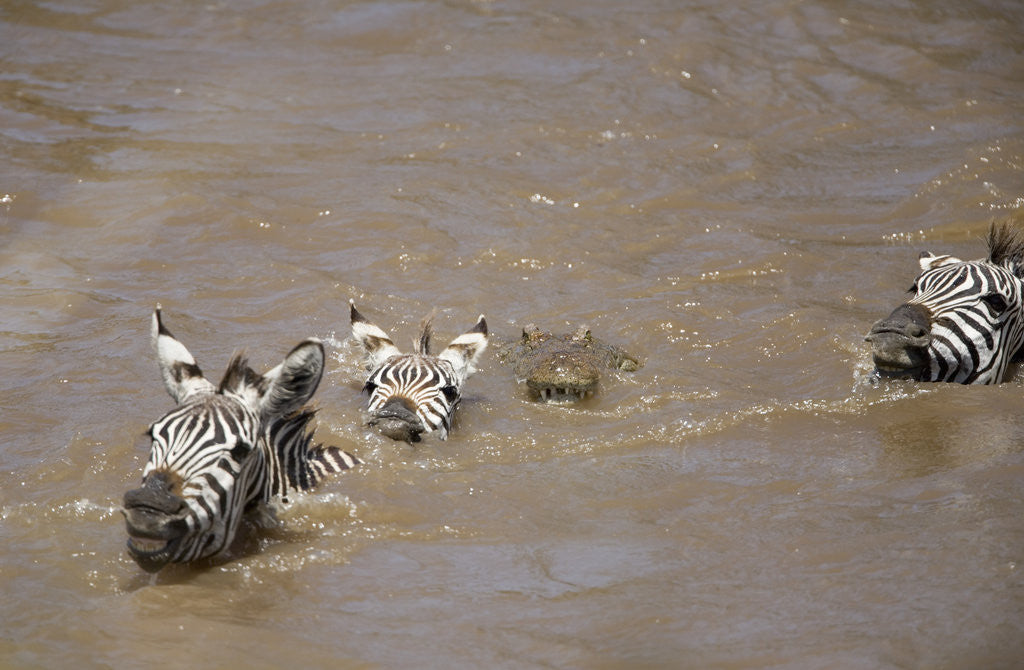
414,311,436,355
987,220,1024,275
218,353,262,395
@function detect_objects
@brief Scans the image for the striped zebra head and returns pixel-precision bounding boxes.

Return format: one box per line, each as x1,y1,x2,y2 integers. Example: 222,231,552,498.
350,300,487,442
866,222,1024,384
122,308,328,572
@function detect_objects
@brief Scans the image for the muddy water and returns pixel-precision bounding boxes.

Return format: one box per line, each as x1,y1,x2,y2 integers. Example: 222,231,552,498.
2,0,1024,667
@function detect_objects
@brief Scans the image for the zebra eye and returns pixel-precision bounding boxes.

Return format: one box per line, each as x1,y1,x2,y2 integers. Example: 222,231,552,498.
362,381,377,396
441,386,459,403
907,282,919,294
229,439,253,462
981,293,1009,314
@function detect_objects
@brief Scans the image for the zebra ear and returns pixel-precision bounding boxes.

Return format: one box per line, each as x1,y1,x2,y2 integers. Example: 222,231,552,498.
919,251,963,271
437,315,488,377
152,307,215,404
259,339,325,419
350,300,402,369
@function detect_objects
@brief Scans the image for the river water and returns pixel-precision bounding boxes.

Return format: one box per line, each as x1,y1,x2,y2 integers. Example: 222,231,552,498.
2,0,1023,667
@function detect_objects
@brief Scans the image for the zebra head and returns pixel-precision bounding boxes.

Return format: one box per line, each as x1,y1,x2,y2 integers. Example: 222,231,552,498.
122,308,327,572
349,300,487,442
866,222,1024,384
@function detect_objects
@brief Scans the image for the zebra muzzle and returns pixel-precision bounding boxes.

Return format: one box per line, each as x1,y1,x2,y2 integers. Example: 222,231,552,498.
122,507,189,572
368,396,426,442
865,303,932,378
122,473,190,572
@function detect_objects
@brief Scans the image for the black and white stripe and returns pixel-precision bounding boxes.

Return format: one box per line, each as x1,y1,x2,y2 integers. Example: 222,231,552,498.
363,355,462,437
123,308,358,571
350,300,487,441
266,409,359,498
909,258,1023,383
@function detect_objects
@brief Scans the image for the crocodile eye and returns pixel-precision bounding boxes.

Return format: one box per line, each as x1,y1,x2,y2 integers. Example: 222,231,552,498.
981,293,1008,314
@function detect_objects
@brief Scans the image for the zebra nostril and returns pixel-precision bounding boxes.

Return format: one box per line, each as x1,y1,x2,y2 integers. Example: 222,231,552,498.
905,324,927,339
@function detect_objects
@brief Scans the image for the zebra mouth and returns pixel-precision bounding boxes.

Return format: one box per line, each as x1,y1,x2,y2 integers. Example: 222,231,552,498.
121,495,189,573
368,415,426,443
126,533,174,566
122,507,186,571
873,362,925,380
124,528,183,573
368,396,426,442
128,535,169,553
866,304,932,381
866,330,929,382
868,339,928,380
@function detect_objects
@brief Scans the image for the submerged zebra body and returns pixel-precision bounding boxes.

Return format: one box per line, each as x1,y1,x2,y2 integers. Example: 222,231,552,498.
122,308,359,572
866,222,1024,384
350,300,487,442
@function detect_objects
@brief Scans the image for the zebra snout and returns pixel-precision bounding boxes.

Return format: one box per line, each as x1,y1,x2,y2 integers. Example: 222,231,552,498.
122,471,190,572
866,303,932,378
123,471,186,516
368,396,426,443
866,303,932,345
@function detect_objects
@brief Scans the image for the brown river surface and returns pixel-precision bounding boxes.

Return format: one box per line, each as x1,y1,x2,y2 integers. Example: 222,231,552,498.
3,1,1024,667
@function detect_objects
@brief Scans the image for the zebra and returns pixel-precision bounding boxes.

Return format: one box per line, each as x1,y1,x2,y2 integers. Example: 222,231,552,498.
349,299,487,442
866,221,1024,384
121,308,359,572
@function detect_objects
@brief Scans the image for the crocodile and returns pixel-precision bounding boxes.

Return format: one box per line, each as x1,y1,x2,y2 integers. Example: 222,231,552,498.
498,324,641,402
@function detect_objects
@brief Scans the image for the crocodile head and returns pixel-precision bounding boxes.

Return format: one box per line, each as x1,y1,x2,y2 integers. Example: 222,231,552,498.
507,325,639,402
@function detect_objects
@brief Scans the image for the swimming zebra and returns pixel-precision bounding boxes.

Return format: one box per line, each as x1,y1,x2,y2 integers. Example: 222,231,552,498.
122,308,359,572
866,222,1024,384
349,300,487,442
